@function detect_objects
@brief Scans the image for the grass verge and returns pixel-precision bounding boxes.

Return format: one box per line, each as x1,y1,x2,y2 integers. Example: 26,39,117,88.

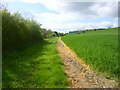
3,37,68,88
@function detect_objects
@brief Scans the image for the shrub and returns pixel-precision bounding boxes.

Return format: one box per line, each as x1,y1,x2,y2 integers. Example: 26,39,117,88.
1,8,43,52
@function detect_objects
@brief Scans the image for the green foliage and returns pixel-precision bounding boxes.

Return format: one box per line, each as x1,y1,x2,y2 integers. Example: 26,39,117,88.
1,9,43,52
77,30,86,34
3,38,68,88
54,31,60,37
62,28,119,80
59,33,65,36
40,28,55,38
69,31,79,34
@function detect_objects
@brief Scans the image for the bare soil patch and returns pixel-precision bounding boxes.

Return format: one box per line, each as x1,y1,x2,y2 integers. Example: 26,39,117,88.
58,38,118,88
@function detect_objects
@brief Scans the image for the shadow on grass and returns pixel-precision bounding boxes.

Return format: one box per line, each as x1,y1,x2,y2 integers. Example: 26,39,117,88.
2,40,51,88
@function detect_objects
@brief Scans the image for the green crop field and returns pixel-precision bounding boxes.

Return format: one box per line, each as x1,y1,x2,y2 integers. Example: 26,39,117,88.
62,28,119,80
3,38,68,88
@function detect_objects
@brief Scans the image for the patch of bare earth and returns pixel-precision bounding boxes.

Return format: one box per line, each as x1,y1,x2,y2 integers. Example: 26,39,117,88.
58,38,118,88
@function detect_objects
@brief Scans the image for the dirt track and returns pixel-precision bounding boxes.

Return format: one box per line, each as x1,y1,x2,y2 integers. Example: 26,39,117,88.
58,38,118,88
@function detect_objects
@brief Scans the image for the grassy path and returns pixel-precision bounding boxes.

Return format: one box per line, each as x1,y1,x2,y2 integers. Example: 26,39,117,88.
3,38,68,88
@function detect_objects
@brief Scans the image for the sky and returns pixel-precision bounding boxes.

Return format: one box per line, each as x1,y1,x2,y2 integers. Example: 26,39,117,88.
1,0,119,33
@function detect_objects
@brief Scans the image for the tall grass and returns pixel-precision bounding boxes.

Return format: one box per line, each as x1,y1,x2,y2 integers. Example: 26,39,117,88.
62,28,119,80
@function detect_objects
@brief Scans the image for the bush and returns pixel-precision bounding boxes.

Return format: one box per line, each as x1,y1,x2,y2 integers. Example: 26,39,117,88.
1,9,43,52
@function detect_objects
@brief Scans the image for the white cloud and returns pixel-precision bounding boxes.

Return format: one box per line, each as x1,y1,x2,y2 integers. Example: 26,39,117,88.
17,1,118,19
113,23,118,27
41,21,115,33
91,2,118,18
33,2,118,24
39,13,77,23
2,0,118,32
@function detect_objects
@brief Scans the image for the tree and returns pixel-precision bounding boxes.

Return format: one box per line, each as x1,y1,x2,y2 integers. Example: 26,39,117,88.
54,31,59,37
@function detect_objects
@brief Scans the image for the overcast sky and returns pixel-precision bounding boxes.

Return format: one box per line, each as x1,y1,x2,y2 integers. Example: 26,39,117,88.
1,0,119,33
